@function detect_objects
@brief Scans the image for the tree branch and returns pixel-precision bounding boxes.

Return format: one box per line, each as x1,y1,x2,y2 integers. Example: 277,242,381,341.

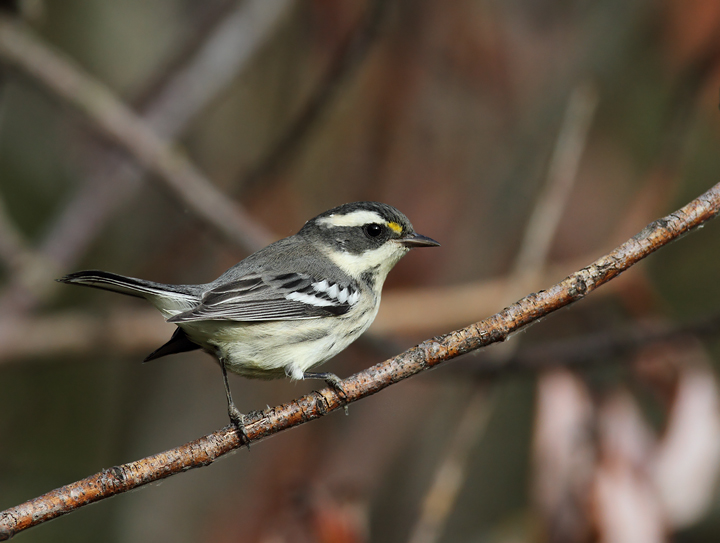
1,181,719,539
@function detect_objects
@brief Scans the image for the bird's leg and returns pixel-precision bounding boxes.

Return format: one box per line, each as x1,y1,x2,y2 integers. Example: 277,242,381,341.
302,371,350,414
220,357,249,442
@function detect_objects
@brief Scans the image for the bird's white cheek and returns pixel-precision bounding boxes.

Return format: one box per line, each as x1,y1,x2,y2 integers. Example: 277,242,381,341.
324,243,409,280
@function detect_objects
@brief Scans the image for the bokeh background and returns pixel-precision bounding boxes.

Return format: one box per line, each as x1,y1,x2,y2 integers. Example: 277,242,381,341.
1,1,720,542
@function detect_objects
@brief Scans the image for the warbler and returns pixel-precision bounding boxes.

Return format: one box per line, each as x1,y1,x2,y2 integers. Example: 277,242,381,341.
59,202,439,431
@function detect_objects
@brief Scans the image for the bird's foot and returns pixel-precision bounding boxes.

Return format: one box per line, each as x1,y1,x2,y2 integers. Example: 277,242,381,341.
228,404,250,446
303,371,350,415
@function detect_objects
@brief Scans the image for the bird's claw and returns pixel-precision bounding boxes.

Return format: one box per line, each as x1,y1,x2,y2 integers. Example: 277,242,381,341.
228,405,250,446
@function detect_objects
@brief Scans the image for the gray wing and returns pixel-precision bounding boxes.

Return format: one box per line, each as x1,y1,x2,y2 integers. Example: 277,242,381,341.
166,272,360,323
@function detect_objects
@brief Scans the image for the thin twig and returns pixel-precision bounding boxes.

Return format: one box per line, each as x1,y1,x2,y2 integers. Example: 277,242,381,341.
0,4,289,313
0,308,171,363
0,15,274,253
0,185,60,302
0,188,31,274
407,388,495,543
240,0,389,191
1,181,719,539
0,76,48,279
6,306,720,372
513,83,599,277
500,81,598,349
461,313,720,377
406,82,599,543
143,0,293,140
371,256,599,335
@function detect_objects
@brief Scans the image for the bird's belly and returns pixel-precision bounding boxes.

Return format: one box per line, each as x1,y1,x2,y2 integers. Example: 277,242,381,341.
179,314,374,380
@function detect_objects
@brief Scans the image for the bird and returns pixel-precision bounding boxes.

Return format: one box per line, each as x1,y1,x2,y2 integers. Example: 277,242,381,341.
58,201,440,433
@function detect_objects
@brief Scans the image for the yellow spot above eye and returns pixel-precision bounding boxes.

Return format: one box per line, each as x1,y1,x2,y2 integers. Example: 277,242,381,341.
387,222,403,234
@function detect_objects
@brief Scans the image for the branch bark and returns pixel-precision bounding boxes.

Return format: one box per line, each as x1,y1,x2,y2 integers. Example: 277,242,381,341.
1,181,719,539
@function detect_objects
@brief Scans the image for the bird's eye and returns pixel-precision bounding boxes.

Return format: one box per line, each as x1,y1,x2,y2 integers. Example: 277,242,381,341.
364,223,383,238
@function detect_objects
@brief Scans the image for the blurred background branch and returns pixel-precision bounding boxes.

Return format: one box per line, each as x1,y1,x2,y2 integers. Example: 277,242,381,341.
240,0,389,193
0,14,274,255
0,1,288,313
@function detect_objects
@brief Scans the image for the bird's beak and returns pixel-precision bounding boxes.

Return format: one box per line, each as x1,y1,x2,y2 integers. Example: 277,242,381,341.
400,232,441,248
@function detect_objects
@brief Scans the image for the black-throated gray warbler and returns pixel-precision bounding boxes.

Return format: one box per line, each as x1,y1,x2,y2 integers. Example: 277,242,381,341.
59,202,439,431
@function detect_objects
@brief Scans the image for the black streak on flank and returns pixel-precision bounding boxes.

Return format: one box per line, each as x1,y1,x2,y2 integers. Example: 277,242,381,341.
360,266,379,289
346,325,367,338
325,305,350,316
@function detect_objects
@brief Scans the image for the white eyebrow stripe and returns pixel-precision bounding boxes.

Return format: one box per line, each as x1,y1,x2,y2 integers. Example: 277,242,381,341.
317,210,385,228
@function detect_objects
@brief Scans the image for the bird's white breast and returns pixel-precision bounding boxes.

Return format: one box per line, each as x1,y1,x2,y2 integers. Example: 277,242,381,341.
178,293,379,380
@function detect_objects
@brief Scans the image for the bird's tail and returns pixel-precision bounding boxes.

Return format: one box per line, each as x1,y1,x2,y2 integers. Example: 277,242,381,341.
57,270,200,316
59,270,204,359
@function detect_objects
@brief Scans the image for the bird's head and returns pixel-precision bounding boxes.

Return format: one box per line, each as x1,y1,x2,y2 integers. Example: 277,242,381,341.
299,201,440,281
